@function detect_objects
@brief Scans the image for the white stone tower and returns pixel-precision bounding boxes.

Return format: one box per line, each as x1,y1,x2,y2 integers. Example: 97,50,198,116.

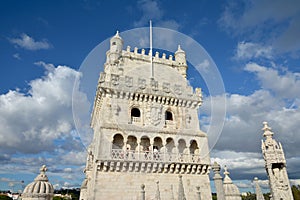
80,31,212,200
261,122,294,200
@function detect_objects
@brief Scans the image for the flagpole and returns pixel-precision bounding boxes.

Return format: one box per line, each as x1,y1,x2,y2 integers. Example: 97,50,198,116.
150,20,153,78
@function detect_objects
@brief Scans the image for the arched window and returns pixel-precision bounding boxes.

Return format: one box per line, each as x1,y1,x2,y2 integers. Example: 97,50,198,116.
131,107,141,123
165,110,173,120
127,135,138,150
131,108,141,117
190,140,198,154
112,134,124,149
178,139,187,154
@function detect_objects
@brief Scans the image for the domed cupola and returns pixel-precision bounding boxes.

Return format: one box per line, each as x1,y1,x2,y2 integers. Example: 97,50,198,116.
223,166,241,200
22,165,54,200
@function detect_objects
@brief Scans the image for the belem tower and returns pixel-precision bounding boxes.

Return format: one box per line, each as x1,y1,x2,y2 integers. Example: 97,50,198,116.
79,31,212,200
19,31,295,200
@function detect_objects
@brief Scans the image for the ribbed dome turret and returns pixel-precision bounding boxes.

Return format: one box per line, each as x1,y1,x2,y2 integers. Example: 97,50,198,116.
22,165,54,200
223,166,241,200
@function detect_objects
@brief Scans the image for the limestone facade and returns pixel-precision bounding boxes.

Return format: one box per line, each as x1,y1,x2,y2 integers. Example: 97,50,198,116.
80,31,212,200
261,122,294,200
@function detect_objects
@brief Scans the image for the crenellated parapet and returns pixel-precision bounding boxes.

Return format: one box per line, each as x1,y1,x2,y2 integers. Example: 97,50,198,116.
105,32,188,79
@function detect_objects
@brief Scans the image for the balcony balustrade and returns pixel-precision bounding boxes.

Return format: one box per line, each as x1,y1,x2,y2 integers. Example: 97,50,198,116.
110,149,201,164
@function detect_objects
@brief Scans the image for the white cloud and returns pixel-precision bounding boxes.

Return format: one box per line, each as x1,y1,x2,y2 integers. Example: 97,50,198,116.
133,0,180,30
245,62,300,99
196,59,210,72
235,41,273,60
219,0,300,55
13,53,21,60
0,62,85,154
134,0,163,27
9,33,52,50
202,62,300,182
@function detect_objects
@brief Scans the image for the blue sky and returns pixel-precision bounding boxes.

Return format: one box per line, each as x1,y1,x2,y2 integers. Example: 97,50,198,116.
1,0,300,194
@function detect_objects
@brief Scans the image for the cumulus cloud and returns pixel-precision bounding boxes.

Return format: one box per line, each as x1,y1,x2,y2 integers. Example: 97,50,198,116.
9,33,52,50
235,42,273,60
0,62,86,154
245,63,300,100
0,62,89,189
202,61,300,182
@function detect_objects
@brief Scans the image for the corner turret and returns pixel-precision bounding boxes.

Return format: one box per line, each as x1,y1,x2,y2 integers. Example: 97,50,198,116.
107,31,123,64
175,45,187,78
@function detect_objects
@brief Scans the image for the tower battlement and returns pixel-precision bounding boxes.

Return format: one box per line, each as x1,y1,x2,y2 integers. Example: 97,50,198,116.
105,31,188,78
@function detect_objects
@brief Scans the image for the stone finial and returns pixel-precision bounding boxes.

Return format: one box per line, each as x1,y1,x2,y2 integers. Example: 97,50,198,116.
262,122,274,138
224,165,229,175
212,161,221,173
223,165,233,184
40,165,47,174
176,45,184,53
34,165,49,182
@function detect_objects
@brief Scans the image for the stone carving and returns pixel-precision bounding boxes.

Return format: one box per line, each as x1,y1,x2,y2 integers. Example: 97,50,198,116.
111,74,119,85
261,122,294,200
151,79,158,91
125,76,133,87
147,104,162,126
99,72,106,83
163,82,170,93
185,114,192,128
195,88,202,98
112,104,120,116
138,78,146,89
174,84,182,95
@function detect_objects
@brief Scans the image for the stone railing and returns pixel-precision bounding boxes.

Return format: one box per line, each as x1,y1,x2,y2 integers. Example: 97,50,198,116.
131,117,141,123
111,149,201,164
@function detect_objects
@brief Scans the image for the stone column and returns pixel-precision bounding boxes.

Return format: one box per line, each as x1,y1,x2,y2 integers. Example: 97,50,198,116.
212,162,225,200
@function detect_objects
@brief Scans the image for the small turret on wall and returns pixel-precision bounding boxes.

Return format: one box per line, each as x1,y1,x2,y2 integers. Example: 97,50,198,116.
107,31,123,64
175,45,187,78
